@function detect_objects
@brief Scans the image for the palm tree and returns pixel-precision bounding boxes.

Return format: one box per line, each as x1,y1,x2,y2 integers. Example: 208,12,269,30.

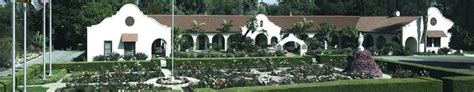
316,22,336,46
289,18,313,39
218,19,233,32
189,20,206,32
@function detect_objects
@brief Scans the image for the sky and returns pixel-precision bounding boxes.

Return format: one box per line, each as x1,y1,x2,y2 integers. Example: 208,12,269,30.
262,0,278,5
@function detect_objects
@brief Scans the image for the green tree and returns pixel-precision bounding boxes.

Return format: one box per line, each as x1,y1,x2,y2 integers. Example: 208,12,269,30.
188,20,206,32
218,19,233,32
289,18,313,40
315,22,336,44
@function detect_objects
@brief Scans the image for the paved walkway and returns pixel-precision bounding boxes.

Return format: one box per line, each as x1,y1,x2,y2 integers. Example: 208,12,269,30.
0,51,84,77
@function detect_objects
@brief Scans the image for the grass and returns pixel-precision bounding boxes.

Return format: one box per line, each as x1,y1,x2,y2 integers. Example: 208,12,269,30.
27,69,67,85
26,87,48,92
465,51,474,54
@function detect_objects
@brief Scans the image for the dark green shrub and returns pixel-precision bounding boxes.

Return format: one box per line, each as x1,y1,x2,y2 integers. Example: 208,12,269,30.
135,52,148,60
442,76,474,92
383,42,402,55
438,47,451,55
108,52,122,61
93,55,107,61
198,77,442,92
123,55,134,61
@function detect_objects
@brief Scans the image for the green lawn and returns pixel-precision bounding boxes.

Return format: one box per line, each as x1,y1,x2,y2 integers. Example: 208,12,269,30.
27,87,48,92
465,51,474,54
27,69,67,85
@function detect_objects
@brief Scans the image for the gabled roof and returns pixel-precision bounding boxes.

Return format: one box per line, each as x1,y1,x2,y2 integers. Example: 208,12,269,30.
147,15,418,33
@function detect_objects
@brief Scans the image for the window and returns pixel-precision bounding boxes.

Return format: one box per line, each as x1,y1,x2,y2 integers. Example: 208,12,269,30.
260,20,263,27
427,37,441,47
433,37,440,47
430,18,437,26
124,42,135,56
125,16,135,26
104,41,112,56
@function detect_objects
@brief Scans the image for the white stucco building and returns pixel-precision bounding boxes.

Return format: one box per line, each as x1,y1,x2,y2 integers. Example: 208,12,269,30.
87,4,454,61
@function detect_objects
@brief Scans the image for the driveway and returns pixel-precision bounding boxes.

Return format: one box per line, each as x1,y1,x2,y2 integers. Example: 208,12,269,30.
0,51,84,77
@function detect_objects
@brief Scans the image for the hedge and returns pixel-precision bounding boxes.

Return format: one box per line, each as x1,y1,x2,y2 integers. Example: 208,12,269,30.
0,64,43,92
160,57,312,69
52,61,157,71
442,76,474,92
315,54,350,68
52,57,312,71
195,77,442,92
374,58,472,78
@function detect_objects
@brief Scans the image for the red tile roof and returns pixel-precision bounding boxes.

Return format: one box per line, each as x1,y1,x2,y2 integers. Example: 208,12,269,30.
147,15,417,33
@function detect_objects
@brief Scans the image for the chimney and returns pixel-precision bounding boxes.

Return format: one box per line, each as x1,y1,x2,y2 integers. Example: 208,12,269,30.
395,10,400,17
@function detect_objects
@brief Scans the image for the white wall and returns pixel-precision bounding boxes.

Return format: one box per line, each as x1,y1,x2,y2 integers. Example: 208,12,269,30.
401,17,424,52
87,4,171,61
426,7,454,53
241,14,282,45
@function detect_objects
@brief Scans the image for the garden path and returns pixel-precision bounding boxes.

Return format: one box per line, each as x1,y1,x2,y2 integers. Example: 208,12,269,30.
24,74,70,92
0,51,84,77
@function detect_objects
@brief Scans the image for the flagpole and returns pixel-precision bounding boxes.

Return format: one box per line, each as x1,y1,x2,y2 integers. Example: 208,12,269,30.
23,3,27,92
171,0,175,78
42,0,46,79
11,0,16,91
48,0,52,76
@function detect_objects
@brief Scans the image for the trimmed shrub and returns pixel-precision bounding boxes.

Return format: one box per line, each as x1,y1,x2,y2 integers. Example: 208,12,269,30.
135,52,148,60
375,58,472,78
108,52,122,61
93,55,107,61
438,47,451,55
345,50,383,78
123,55,134,61
442,76,474,92
316,54,350,68
195,77,442,92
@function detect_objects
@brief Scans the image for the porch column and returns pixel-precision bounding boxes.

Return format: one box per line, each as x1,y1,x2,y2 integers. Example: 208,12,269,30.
191,34,198,51
223,34,229,51
207,34,214,50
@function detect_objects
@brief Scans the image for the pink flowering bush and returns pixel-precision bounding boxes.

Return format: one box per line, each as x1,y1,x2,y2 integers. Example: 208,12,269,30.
345,50,383,79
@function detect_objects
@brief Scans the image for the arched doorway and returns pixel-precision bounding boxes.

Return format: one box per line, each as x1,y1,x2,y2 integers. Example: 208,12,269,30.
180,34,194,51
363,34,374,48
255,33,268,48
152,39,167,57
405,37,417,52
197,34,209,50
376,36,386,49
271,37,278,45
212,34,225,51
277,34,308,56
283,41,300,54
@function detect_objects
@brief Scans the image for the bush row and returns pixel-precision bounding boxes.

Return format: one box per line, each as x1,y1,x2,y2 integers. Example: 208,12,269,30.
174,51,284,58
195,77,442,92
52,61,157,72
93,52,148,61
0,64,43,92
441,76,474,92
159,57,312,69
315,54,351,68
374,58,472,78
